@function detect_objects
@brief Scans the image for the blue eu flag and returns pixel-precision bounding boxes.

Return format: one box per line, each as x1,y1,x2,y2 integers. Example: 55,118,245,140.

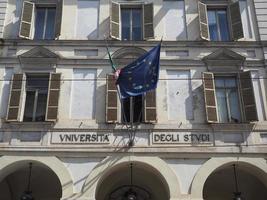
116,43,161,99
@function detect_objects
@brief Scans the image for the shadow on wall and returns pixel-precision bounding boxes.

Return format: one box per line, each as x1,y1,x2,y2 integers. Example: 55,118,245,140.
87,14,110,40
3,0,22,38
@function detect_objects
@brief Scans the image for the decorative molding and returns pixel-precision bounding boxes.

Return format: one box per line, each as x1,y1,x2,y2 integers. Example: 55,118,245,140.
203,48,246,71
18,46,60,65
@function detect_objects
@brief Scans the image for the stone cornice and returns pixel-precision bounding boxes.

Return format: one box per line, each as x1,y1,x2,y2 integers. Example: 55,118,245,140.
0,39,265,48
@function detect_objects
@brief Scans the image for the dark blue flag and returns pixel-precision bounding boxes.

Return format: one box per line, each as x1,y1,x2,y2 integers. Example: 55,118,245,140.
116,43,161,99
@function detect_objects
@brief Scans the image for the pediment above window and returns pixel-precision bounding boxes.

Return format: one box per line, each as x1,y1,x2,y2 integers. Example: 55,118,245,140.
19,47,60,65
203,48,245,71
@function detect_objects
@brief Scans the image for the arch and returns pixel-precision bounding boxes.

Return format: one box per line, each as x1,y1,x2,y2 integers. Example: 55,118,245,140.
112,47,147,59
112,47,147,69
191,157,267,200
0,156,73,199
82,156,181,200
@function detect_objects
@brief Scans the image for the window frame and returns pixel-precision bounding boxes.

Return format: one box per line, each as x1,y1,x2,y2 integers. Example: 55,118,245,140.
214,73,243,123
34,5,57,40
121,95,144,124
105,74,157,124
121,6,143,41
207,6,231,41
23,73,49,122
6,72,61,123
19,0,62,40
198,0,244,41
202,71,258,123
110,1,154,41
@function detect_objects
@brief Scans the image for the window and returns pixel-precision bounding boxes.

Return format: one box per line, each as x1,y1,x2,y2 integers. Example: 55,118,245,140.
122,95,143,123
121,8,142,41
198,1,244,41
202,72,258,123
6,73,61,122
110,2,154,40
34,7,56,39
23,74,49,122
208,9,230,41
215,76,241,122
19,1,62,40
105,74,156,123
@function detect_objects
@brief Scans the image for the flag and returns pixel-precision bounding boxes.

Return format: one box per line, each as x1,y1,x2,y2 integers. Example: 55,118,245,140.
116,43,161,99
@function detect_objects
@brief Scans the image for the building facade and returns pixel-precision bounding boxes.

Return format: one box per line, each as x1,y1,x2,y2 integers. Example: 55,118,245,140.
0,0,267,199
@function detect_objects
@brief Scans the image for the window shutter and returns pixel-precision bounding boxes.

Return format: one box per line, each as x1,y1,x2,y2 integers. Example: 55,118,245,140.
239,71,258,122
19,1,35,39
144,90,156,123
198,1,210,41
6,74,25,121
46,73,61,121
143,3,154,40
110,2,121,40
55,0,63,38
106,74,118,123
230,1,244,41
202,72,218,123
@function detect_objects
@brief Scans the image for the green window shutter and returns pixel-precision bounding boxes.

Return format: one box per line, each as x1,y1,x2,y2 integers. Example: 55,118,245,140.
46,73,61,121
6,74,25,121
55,0,63,38
202,72,218,123
106,74,118,123
19,1,35,39
198,1,210,41
239,71,258,122
143,3,154,40
144,90,157,123
230,1,244,41
110,2,121,40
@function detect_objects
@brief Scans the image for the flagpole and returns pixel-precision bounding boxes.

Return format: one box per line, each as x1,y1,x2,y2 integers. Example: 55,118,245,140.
105,37,134,136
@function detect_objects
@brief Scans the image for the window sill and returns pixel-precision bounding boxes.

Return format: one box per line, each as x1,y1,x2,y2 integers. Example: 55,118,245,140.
2,121,55,129
210,123,255,131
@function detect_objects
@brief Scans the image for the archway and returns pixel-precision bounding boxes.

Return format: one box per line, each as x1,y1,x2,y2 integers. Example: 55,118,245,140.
96,162,169,200
82,156,181,200
190,157,267,200
0,161,62,200
203,163,267,200
0,156,73,199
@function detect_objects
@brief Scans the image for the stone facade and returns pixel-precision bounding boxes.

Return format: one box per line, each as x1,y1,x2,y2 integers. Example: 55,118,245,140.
0,0,267,200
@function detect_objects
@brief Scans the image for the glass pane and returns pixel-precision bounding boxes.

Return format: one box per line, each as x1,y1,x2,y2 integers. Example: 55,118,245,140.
225,77,237,88
27,75,49,89
217,10,230,41
23,91,35,121
34,8,46,39
35,91,48,121
229,90,241,122
215,78,225,88
216,89,228,122
122,97,130,122
132,9,142,40
208,10,218,41
44,8,56,39
121,9,131,41
133,95,143,122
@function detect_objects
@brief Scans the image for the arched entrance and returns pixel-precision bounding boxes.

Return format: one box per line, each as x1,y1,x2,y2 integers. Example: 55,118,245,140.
0,161,62,200
0,156,73,199
203,163,267,200
96,162,169,200
82,156,181,200
190,157,267,200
